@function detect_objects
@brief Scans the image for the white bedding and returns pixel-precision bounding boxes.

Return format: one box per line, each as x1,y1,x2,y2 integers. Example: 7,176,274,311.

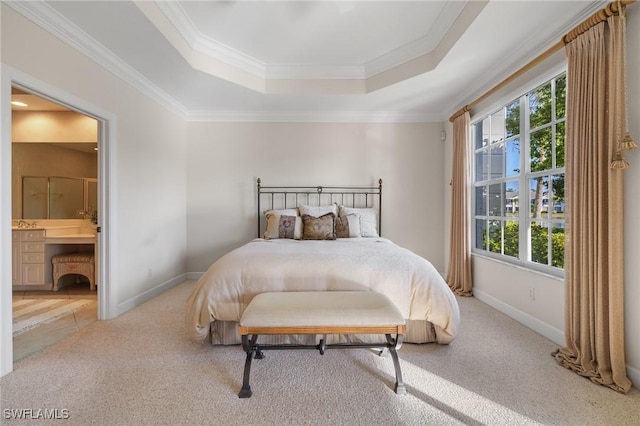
185,238,460,344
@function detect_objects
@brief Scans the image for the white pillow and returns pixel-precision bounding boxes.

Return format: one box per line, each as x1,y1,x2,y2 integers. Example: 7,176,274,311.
298,204,338,218
335,214,361,238
339,205,379,238
263,209,302,239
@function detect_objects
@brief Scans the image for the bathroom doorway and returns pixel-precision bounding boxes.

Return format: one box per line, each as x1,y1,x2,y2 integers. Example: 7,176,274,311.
10,86,99,361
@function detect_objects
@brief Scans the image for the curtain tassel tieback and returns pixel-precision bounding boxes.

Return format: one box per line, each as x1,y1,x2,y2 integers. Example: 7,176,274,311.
610,133,636,169
620,132,638,151
610,155,630,169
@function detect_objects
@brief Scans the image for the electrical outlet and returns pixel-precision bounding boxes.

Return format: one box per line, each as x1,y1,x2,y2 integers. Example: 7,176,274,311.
529,287,536,301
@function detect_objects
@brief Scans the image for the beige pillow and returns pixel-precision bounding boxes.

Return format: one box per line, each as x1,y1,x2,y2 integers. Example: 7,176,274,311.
339,205,379,237
335,214,361,238
298,204,338,218
301,213,336,240
264,209,302,239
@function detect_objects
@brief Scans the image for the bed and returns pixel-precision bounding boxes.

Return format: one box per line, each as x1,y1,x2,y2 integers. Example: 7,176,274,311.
185,179,460,345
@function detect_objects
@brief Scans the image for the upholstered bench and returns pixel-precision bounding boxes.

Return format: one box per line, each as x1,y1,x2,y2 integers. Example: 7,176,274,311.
237,291,407,398
52,252,95,291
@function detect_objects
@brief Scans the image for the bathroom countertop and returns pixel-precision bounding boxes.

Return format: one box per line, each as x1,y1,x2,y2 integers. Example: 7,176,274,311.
46,234,96,243
13,225,96,242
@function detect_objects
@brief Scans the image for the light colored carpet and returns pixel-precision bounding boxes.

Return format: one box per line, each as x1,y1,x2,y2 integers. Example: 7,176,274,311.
12,299,95,336
1,281,638,425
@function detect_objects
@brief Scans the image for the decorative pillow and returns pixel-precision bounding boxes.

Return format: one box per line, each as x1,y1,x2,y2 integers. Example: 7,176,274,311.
338,206,379,237
298,204,338,218
264,209,301,239
301,213,336,240
279,215,302,239
335,214,361,238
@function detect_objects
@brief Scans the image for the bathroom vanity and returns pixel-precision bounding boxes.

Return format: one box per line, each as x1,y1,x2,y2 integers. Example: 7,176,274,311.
11,222,96,291
12,228,46,286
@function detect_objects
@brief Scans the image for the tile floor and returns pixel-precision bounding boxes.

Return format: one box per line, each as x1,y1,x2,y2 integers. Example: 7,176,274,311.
12,281,97,362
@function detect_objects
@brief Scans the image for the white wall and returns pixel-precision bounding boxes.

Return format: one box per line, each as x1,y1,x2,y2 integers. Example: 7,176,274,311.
1,5,188,375
446,6,640,386
186,121,446,273
0,1,9,378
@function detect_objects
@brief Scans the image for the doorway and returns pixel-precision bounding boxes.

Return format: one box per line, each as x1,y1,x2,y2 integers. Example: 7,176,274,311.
11,86,100,361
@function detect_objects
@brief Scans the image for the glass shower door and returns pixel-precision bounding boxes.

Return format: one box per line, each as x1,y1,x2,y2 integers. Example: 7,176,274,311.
49,177,84,219
22,177,48,219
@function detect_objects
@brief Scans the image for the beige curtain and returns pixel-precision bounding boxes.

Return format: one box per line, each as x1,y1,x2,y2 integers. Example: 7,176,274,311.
553,8,635,394
446,111,473,296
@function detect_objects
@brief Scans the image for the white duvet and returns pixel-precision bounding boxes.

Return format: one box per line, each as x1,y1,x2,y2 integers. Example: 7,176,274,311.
185,238,460,344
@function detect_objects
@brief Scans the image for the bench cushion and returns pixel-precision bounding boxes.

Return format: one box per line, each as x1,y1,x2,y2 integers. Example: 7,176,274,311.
52,252,94,263
240,291,405,329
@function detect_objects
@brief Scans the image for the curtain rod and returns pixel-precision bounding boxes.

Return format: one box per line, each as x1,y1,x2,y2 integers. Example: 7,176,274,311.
448,0,636,123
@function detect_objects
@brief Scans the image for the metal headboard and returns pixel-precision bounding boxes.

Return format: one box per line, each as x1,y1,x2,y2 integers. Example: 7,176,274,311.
257,178,383,237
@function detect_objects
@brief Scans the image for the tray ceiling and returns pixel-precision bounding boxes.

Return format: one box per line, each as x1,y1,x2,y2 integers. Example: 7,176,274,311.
6,1,603,121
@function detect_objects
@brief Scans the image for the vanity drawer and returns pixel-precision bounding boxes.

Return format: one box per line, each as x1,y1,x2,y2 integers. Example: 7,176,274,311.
22,230,46,241
22,241,45,253
22,252,45,264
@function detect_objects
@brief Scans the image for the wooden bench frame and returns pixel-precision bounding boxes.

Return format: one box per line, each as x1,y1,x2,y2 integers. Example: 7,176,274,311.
237,293,407,398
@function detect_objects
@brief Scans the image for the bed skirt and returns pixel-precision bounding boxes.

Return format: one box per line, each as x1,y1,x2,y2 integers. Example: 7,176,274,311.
209,319,437,345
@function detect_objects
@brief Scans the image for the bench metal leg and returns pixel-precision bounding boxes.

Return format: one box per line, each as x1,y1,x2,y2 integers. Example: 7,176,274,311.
239,335,259,398
386,334,406,395
239,333,407,397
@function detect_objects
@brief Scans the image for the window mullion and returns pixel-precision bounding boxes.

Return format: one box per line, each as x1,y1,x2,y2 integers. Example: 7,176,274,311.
519,95,529,263
551,79,557,170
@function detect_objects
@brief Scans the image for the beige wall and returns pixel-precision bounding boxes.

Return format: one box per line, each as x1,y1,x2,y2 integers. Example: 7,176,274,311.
186,121,446,273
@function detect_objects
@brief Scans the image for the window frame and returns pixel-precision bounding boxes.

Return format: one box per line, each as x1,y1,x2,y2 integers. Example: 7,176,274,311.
470,72,566,278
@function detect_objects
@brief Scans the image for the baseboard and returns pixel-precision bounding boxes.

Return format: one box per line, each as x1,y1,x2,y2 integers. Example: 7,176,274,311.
186,272,204,280
473,289,639,389
627,365,639,389
473,289,565,346
116,273,187,316
12,284,52,291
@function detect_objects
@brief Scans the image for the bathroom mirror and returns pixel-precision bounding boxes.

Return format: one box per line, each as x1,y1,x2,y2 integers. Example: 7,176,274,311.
22,176,86,219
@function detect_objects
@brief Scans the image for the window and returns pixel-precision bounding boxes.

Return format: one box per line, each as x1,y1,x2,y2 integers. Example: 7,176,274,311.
472,74,566,273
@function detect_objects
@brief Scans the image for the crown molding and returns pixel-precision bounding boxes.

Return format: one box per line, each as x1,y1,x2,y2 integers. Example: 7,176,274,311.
266,64,367,80
365,1,467,77
157,0,452,81
5,1,191,120
143,0,478,85
185,110,443,123
155,1,266,78
150,1,370,81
